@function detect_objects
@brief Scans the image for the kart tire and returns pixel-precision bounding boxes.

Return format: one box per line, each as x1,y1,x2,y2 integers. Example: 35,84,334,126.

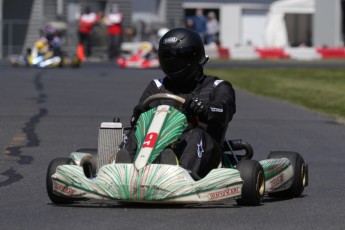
267,151,308,198
46,157,79,204
76,148,97,178
58,57,64,68
236,160,265,206
11,62,19,67
71,57,81,68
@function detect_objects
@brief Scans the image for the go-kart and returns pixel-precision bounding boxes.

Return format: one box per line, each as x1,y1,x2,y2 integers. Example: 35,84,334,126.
116,42,160,69
10,49,81,68
46,93,308,205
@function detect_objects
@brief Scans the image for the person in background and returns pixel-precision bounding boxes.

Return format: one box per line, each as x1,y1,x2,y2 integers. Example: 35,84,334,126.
26,25,61,63
103,4,123,60
40,25,62,56
192,8,207,43
78,6,97,58
186,17,194,30
141,27,169,61
206,11,219,45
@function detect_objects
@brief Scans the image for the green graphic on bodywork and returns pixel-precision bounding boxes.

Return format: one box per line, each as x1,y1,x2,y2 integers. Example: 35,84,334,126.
260,158,290,180
134,106,187,164
53,164,243,201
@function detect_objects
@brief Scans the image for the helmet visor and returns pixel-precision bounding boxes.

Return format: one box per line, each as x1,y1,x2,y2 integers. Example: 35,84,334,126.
159,46,197,73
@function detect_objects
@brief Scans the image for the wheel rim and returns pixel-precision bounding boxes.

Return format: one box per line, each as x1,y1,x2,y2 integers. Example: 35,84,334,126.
301,163,307,187
257,171,265,196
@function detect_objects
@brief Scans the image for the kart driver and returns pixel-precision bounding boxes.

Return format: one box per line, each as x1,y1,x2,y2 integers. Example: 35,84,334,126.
41,25,62,57
120,27,236,179
28,25,62,62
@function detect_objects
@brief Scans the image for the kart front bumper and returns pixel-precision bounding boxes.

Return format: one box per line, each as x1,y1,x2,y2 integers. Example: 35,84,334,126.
52,163,243,204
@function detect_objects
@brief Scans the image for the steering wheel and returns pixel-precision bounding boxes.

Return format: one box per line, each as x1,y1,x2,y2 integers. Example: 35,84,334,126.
142,93,186,110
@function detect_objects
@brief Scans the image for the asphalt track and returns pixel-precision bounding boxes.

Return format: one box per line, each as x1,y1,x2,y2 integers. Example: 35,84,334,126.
0,60,345,230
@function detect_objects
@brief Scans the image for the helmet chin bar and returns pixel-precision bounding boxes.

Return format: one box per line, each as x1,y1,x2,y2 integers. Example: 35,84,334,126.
166,63,190,79
165,55,208,83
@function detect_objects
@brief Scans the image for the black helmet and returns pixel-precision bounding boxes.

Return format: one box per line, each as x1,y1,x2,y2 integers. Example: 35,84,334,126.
158,28,208,82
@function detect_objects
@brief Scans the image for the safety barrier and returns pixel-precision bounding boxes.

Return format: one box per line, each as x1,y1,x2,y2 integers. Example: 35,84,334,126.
206,46,345,61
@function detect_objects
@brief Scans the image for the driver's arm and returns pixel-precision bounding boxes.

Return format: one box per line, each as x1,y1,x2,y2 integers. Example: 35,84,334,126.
199,81,236,125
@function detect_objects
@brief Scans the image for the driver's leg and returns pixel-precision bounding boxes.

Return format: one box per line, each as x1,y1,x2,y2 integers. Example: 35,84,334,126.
116,129,137,163
174,127,222,178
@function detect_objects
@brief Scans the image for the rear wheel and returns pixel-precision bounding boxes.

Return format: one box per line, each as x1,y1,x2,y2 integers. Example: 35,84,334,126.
46,158,78,204
71,56,81,68
236,160,265,206
267,151,308,198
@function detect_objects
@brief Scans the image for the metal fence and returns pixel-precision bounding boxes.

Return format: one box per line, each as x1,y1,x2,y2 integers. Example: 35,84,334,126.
2,19,31,57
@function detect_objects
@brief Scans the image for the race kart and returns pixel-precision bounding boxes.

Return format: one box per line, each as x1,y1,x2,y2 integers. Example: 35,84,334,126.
116,42,160,69
10,49,81,68
46,93,308,205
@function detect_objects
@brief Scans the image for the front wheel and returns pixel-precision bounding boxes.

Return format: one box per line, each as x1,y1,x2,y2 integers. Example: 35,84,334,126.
236,160,265,206
267,151,308,198
46,158,78,204
75,148,98,178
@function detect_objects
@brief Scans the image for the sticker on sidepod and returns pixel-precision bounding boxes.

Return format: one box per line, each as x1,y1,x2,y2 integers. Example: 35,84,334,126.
208,186,241,201
54,182,76,195
269,173,284,190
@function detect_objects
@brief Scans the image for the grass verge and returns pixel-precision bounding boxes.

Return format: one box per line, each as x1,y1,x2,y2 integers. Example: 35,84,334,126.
205,68,345,121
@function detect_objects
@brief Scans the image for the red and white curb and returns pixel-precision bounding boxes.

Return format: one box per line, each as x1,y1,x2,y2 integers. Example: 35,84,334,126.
121,42,345,61
206,46,345,60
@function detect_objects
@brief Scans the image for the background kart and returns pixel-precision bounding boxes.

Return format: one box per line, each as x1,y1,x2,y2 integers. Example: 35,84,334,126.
46,93,308,206
10,53,81,68
10,40,81,68
116,42,160,69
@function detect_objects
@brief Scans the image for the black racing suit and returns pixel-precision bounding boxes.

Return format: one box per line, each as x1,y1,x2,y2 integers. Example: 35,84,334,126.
124,75,236,178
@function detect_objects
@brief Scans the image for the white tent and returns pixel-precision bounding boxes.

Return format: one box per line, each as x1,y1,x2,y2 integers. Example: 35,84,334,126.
264,0,315,47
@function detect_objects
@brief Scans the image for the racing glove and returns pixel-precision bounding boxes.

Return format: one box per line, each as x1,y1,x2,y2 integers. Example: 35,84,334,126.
183,96,207,117
130,104,145,127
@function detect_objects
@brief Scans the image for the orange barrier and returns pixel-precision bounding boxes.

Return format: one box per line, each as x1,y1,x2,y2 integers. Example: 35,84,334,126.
76,44,85,62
